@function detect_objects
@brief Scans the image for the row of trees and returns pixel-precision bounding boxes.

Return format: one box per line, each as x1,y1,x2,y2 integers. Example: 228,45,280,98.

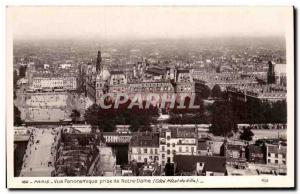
209,98,287,138
84,100,159,132
83,95,210,131
197,84,223,99
230,98,287,124
209,100,238,137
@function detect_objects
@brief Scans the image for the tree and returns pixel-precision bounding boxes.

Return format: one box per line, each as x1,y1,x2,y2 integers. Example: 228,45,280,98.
14,105,23,126
240,127,254,141
272,100,287,123
70,109,81,123
209,100,237,137
211,84,222,99
84,100,159,132
199,85,211,99
129,118,140,132
84,104,100,126
228,93,261,124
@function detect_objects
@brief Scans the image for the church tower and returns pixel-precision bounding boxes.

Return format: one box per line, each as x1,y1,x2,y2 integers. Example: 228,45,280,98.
96,50,102,73
267,61,275,84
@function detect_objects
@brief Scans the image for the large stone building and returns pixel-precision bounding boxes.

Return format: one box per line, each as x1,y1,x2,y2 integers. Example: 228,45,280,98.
266,144,287,166
173,155,227,176
128,132,160,164
159,127,197,166
32,75,77,91
85,51,201,105
128,127,198,167
226,84,287,103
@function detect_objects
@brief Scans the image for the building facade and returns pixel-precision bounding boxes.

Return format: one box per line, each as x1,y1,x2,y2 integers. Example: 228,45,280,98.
32,76,77,91
128,132,160,164
266,144,287,166
159,127,197,166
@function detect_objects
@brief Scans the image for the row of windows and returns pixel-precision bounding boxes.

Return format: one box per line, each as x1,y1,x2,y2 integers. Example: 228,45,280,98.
161,146,195,153
112,80,125,85
268,153,286,158
139,83,171,88
104,136,131,142
129,87,173,92
178,86,192,92
33,80,74,85
137,156,159,162
96,83,104,88
110,88,127,93
164,137,196,144
178,75,191,82
33,78,75,81
137,148,158,154
268,159,286,164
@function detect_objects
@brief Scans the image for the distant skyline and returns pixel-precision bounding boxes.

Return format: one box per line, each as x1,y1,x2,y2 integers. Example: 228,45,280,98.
8,6,292,40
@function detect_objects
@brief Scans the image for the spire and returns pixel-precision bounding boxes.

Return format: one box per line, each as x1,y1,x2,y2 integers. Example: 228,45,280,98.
96,50,102,73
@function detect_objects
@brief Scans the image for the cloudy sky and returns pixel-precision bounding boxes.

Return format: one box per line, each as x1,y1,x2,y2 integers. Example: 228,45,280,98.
8,6,292,40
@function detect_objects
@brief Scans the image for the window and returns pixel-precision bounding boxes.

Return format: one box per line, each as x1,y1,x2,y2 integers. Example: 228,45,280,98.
137,148,141,154
144,149,147,154
167,143,170,147
167,136,171,140
191,147,195,153
172,143,175,147
179,147,182,152
268,159,271,163
275,153,278,158
186,147,189,152
162,146,165,152
275,160,278,164
155,149,158,154
167,150,170,155
268,153,271,157
149,156,153,160
162,154,165,159
150,149,153,154
283,160,286,165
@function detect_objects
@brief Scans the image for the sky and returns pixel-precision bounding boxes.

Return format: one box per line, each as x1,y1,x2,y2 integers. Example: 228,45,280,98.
8,6,292,40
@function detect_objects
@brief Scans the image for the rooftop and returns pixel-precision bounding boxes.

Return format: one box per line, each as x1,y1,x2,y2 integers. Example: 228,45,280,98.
248,144,264,154
130,132,159,147
161,127,197,139
174,155,227,173
267,144,287,155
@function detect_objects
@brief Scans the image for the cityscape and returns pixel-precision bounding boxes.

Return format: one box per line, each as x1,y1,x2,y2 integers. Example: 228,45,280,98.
12,7,289,178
